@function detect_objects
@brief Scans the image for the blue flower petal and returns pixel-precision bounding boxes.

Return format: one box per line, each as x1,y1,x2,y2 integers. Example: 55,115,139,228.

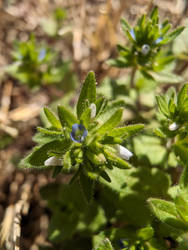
70,123,88,143
38,48,46,61
118,239,129,249
155,37,163,44
129,29,136,40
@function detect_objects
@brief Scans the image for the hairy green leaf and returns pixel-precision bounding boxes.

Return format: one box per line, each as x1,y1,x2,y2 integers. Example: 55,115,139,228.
58,105,77,128
95,97,108,117
110,124,144,137
37,127,62,136
77,71,96,118
156,95,169,117
148,198,188,230
120,18,132,31
166,26,185,43
104,148,131,169
80,107,91,128
80,169,94,203
28,140,71,166
98,108,123,135
175,193,188,223
95,238,114,250
150,6,158,24
43,107,61,129
177,84,188,110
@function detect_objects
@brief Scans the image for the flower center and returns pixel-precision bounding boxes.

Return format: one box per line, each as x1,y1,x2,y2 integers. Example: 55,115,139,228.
70,123,88,143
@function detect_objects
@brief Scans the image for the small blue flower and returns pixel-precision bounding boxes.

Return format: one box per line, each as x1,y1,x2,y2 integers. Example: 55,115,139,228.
70,123,88,143
38,48,46,61
118,238,129,249
129,29,136,40
155,37,163,44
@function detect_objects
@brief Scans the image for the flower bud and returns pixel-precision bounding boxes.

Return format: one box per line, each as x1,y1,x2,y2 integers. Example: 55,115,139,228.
90,103,96,118
116,145,133,160
44,156,62,166
169,122,179,131
141,44,150,55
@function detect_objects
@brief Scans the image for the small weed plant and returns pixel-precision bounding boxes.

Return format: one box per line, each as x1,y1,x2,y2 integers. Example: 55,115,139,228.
20,7,188,250
6,35,74,90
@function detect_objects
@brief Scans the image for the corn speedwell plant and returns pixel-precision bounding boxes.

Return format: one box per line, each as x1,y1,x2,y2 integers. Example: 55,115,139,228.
108,7,184,81
6,35,73,89
20,71,144,202
155,84,188,165
18,6,188,249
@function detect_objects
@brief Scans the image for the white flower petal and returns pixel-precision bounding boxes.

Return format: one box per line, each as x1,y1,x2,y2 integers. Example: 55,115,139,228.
90,103,96,118
141,44,150,55
116,145,133,161
169,122,179,131
44,156,62,166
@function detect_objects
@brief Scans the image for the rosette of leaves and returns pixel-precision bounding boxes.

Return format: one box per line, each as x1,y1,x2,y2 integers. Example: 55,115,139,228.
5,35,73,89
20,71,144,202
108,7,184,79
154,84,188,164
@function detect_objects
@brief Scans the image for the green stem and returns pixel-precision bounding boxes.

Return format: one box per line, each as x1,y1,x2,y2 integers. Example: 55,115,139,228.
130,67,136,89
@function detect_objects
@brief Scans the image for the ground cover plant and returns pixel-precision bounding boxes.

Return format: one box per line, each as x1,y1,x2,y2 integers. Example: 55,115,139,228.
0,2,188,250
5,35,75,90
18,6,188,250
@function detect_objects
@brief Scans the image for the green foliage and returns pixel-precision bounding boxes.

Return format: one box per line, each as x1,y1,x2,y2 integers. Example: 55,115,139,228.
156,84,188,124
40,182,106,249
20,71,144,202
92,226,165,250
94,238,114,250
148,166,188,236
108,6,184,80
17,7,188,250
5,35,75,89
154,84,188,165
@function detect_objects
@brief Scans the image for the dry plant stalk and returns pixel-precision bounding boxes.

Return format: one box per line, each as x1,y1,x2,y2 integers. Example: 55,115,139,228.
0,179,33,250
